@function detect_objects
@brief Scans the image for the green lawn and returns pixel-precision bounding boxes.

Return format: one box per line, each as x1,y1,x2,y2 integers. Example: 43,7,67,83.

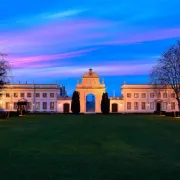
0,114,180,180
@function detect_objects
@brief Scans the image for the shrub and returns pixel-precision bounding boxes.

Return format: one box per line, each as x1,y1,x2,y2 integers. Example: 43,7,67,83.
71,91,80,114
101,92,110,114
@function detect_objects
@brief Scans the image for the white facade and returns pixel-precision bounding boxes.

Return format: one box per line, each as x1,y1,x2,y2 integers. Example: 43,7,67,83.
121,84,178,113
0,69,179,113
0,84,59,112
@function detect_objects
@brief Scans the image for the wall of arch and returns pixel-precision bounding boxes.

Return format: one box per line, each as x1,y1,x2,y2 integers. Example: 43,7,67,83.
77,89,105,113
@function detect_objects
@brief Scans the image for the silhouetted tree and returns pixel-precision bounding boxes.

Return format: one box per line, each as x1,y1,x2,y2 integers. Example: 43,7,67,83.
101,92,110,114
0,52,10,94
71,91,80,114
149,41,180,111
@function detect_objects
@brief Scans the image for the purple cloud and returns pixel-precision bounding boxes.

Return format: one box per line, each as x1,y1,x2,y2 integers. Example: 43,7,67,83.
8,48,98,68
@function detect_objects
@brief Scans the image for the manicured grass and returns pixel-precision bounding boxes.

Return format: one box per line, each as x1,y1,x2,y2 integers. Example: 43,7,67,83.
0,114,180,180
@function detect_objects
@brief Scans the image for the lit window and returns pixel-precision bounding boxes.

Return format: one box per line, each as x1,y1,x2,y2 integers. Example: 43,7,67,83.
163,102,167,110
171,102,175,110
141,93,146,98
150,93,154,98
134,93,139,98
127,93,131,98
27,102,32,110
43,102,47,110
50,93,54,98
134,102,138,110
163,93,167,98
6,102,10,110
150,102,154,110
36,102,40,110
50,102,54,110
141,102,146,110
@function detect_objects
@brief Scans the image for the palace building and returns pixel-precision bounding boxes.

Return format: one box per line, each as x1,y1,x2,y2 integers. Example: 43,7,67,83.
0,68,179,113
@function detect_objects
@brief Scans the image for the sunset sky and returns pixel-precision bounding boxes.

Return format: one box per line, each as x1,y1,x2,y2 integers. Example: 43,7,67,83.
0,0,180,96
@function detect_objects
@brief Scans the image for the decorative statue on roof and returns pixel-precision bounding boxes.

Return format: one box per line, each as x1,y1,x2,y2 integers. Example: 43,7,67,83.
89,68,93,75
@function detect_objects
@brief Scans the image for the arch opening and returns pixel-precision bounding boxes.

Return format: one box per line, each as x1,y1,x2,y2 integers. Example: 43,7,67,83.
86,94,96,112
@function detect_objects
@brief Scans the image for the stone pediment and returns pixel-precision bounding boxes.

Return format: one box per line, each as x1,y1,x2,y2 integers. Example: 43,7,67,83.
77,68,104,88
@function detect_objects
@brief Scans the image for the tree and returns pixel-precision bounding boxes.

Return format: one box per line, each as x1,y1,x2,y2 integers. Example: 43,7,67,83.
101,92,110,114
149,41,180,111
71,91,80,114
0,52,10,92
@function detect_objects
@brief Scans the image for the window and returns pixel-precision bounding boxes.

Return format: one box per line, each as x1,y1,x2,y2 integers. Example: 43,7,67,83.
50,102,54,110
163,102,167,110
127,93,131,98
20,93,25,98
127,102,131,110
134,102,138,110
141,102,146,110
27,93,31,98
163,93,167,98
14,93,18,98
43,93,47,98
171,102,175,110
43,102,47,110
6,102,10,110
6,93,10,98
36,102,40,110
36,93,40,98
150,93,154,98
141,93,146,98
150,102,154,110
50,93,54,98
14,102,17,109
27,102,32,110
157,93,161,98
134,93,139,98
171,93,175,98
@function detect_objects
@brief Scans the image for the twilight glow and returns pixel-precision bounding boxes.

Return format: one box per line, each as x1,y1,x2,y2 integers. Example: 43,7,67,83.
0,0,180,96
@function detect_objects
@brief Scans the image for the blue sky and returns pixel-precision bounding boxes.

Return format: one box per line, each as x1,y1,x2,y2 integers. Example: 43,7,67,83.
0,0,180,96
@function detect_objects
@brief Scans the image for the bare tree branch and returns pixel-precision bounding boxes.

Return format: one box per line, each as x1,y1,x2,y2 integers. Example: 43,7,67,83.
0,52,11,93
149,41,180,111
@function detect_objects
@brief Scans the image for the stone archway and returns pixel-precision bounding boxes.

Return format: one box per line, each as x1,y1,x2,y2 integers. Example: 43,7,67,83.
76,68,106,113
86,94,96,112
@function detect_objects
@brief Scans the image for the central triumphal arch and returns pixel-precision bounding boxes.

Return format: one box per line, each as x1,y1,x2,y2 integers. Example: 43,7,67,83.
76,68,106,113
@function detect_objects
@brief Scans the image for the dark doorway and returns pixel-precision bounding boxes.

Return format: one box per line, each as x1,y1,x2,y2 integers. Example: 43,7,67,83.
112,103,118,113
63,103,70,113
156,102,161,111
86,94,95,112
17,99,27,115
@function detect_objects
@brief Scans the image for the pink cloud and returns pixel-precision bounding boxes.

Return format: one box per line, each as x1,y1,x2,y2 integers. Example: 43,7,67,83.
8,48,97,67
